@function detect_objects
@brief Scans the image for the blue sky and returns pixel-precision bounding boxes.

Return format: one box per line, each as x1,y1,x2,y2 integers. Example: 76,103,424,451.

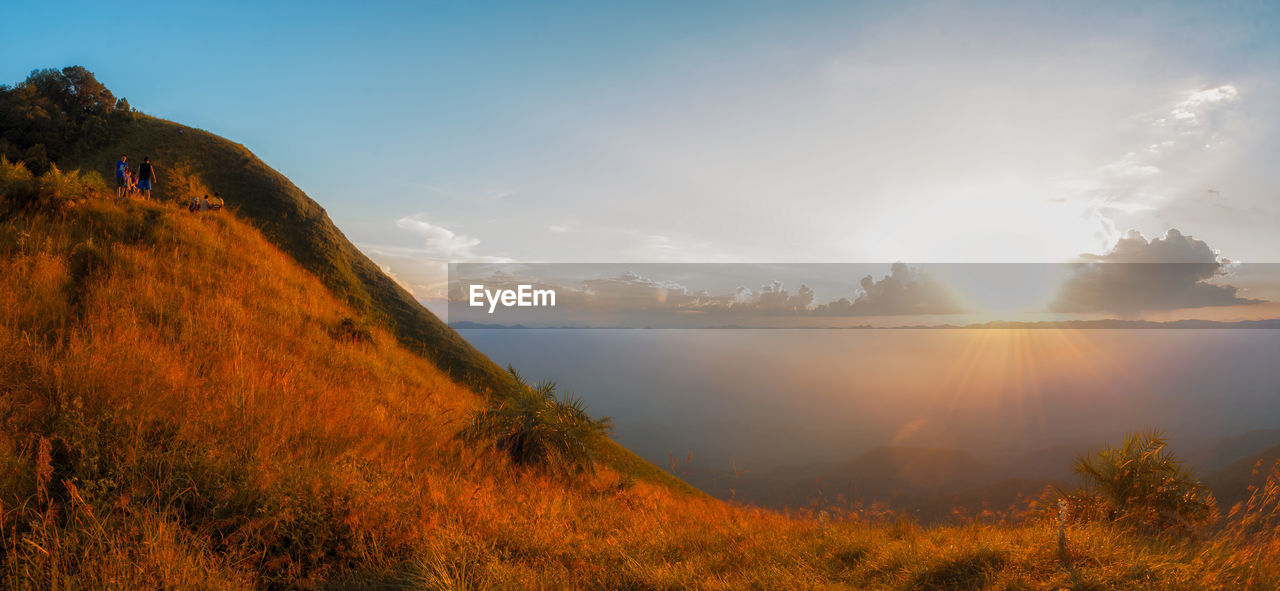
5,1,1280,301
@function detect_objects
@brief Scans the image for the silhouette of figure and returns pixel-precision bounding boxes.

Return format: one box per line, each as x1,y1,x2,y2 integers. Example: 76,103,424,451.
136,157,157,199
114,155,128,198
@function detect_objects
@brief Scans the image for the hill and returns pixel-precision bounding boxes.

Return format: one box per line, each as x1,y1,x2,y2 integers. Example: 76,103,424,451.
3,67,511,393
1189,429,1280,475
71,115,505,393
63,113,681,491
1207,443,1280,509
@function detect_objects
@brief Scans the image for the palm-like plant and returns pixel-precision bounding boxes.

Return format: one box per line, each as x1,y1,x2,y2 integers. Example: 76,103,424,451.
460,366,612,474
36,164,94,212
1073,429,1215,530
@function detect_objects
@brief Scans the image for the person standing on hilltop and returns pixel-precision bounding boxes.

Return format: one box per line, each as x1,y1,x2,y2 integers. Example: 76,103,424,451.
114,155,128,199
137,156,157,199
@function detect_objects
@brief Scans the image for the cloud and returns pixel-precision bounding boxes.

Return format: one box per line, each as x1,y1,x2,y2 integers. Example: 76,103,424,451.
448,264,961,325
573,265,961,317
579,271,702,309
745,281,816,314
679,280,817,315
1050,228,1262,314
395,215,484,260
815,262,965,316
563,272,817,314
359,215,511,300
1057,84,1244,253
1080,228,1216,263
1165,85,1239,126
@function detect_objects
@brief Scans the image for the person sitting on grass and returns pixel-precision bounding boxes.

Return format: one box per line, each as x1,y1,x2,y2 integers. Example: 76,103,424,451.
199,194,213,212
210,191,224,211
188,195,201,213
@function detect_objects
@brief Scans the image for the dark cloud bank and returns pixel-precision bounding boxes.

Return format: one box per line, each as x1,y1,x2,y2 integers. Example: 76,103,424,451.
450,229,1269,326
1050,229,1262,315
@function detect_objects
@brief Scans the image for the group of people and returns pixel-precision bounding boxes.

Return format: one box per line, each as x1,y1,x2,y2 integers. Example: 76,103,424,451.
188,192,224,213
114,154,157,199
113,153,226,213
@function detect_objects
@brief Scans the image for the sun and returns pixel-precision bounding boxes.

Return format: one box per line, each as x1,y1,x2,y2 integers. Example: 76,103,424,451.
932,264,1072,321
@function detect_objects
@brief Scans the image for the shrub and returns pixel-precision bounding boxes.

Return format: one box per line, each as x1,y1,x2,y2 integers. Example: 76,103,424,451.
330,316,375,345
165,162,212,205
0,155,37,209
0,163,103,213
45,165,105,211
460,367,612,474
1070,429,1216,531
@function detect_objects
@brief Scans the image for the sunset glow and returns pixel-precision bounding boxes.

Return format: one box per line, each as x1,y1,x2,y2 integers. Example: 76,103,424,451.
6,1,1280,587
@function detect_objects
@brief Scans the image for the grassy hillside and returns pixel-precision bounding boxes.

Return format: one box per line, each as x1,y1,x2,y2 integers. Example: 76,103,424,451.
0,172,731,588
66,114,680,491
71,115,504,393
3,163,1280,589
1208,444,1280,509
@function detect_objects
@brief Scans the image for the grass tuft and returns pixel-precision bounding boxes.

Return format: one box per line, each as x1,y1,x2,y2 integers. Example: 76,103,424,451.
911,548,1008,590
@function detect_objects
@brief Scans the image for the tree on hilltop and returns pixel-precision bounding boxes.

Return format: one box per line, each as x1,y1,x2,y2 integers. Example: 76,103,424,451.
0,66,135,173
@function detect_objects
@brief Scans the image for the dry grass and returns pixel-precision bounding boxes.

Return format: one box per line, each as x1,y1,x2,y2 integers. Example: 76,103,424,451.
2,163,1280,589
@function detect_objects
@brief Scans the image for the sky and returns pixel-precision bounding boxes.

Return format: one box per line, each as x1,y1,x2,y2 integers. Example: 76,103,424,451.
5,0,1280,303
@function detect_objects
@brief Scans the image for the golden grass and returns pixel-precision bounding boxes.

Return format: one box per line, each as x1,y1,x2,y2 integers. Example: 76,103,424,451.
2,165,1280,589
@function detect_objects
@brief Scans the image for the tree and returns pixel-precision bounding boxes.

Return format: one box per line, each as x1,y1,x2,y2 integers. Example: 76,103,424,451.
0,66,132,173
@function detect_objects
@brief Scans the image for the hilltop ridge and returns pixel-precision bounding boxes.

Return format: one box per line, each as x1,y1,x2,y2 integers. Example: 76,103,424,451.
71,115,508,394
